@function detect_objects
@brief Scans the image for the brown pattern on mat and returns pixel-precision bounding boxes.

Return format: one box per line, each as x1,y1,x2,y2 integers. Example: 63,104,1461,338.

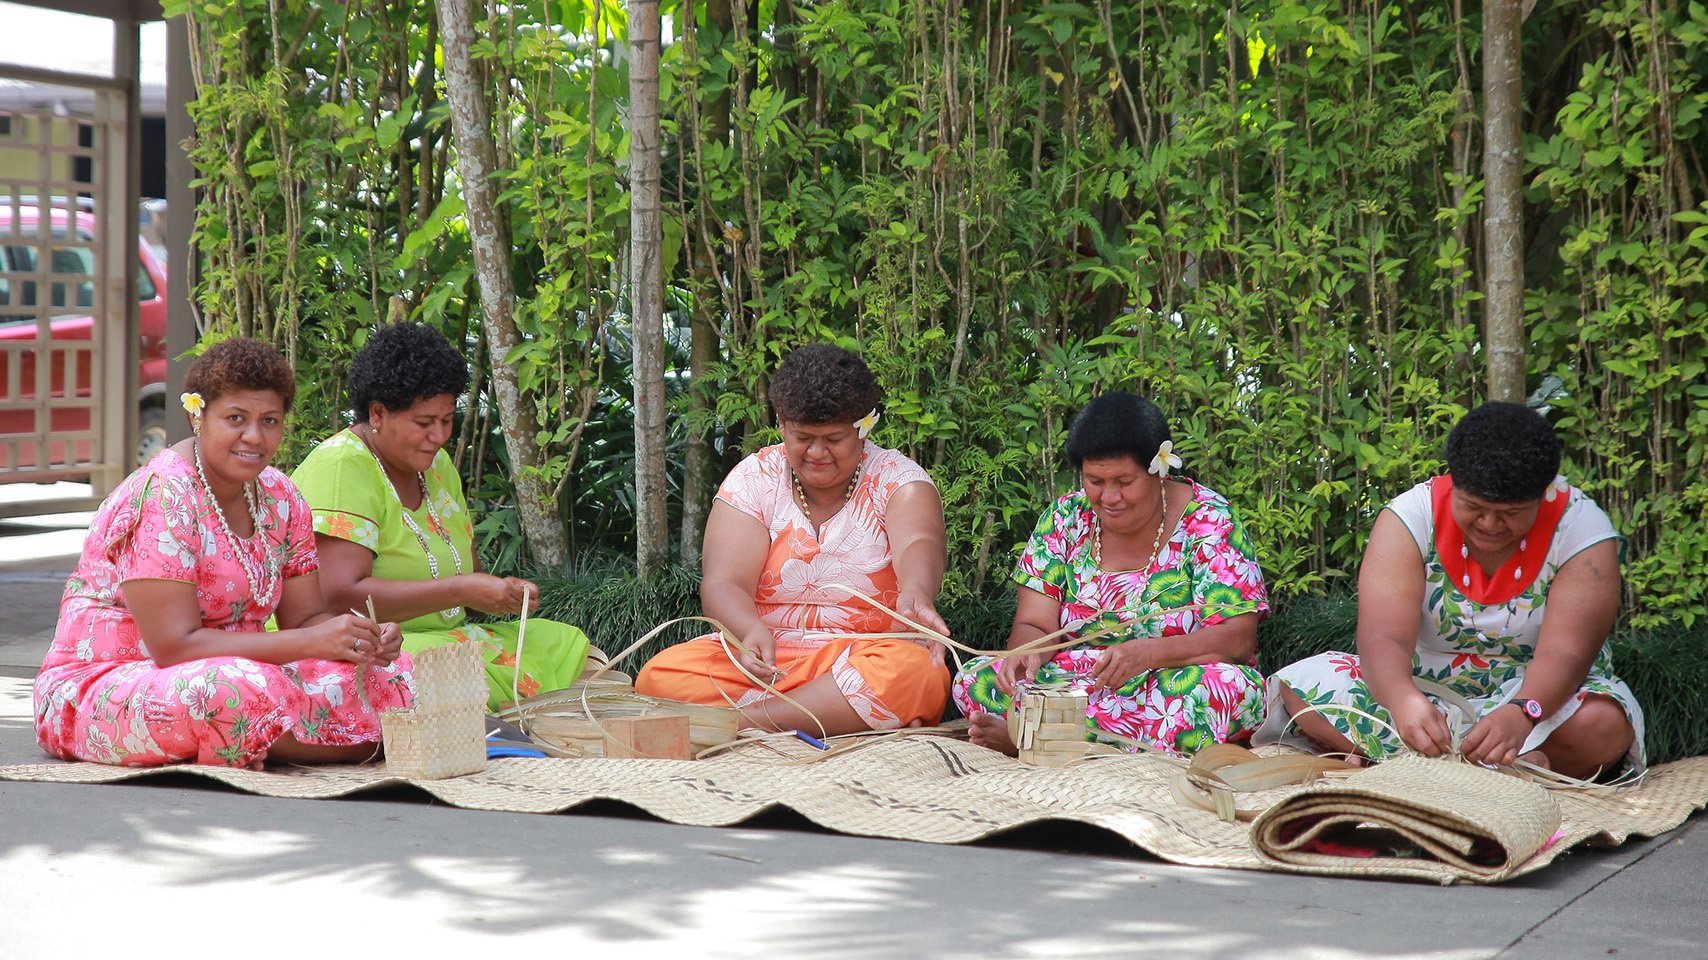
3,739,1704,882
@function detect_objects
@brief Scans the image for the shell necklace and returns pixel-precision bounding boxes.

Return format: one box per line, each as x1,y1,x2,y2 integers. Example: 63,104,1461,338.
1092,482,1169,574
361,428,465,623
1453,540,1526,644
792,459,862,534
193,440,276,604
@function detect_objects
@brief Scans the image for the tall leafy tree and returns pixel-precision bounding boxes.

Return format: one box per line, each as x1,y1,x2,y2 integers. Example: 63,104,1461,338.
434,0,568,567
630,0,668,575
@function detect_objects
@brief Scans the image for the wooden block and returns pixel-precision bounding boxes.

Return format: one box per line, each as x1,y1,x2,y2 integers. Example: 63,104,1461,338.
602,715,692,760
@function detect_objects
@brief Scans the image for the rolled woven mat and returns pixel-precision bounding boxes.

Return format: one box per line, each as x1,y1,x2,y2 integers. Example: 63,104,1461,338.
1249,755,1563,884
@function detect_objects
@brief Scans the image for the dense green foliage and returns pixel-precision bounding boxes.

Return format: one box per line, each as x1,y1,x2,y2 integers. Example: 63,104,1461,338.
168,0,1706,628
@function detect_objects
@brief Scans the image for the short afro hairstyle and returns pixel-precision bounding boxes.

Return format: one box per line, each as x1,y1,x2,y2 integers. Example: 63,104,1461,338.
1446,402,1561,503
347,322,471,420
769,344,880,427
183,337,296,411
1066,392,1171,471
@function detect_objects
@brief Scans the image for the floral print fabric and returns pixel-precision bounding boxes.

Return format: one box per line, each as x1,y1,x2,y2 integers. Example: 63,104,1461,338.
33,451,413,767
636,441,950,730
292,429,592,709
952,481,1271,755
1256,477,1647,772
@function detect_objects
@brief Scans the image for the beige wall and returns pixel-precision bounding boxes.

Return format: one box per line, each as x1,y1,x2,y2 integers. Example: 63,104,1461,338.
0,111,89,192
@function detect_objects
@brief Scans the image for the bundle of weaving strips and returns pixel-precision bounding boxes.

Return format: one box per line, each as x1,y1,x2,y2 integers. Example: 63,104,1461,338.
1250,755,1563,883
496,680,739,758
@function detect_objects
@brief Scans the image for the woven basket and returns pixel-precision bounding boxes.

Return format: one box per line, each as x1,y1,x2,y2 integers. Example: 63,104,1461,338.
1009,688,1112,767
1249,755,1563,884
497,681,738,758
382,642,488,779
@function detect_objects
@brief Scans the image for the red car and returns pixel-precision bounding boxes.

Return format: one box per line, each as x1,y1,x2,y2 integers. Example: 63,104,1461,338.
0,201,168,478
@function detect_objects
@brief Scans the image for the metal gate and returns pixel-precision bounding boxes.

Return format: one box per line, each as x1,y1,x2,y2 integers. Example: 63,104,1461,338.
0,66,137,517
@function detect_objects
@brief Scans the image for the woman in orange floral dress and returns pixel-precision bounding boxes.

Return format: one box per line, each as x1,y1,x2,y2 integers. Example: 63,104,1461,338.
636,345,951,734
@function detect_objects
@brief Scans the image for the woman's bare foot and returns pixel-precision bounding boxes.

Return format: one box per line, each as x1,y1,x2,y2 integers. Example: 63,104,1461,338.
967,711,1018,757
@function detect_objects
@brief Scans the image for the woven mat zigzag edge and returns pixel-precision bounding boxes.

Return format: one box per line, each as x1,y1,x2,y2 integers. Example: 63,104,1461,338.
3,741,1706,883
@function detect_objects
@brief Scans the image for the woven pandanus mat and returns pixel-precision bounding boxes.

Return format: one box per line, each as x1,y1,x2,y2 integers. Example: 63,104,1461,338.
1251,756,1562,883
4,739,1705,883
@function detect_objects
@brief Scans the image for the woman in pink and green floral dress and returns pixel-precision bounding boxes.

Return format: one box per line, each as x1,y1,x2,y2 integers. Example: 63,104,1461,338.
34,339,413,769
953,393,1270,757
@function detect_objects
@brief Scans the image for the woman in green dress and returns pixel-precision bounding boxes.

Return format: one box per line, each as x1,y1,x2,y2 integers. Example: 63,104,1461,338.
293,322,594,709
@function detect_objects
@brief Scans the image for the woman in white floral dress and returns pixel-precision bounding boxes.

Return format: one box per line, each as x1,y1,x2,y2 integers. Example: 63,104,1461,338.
1257,403,1643,780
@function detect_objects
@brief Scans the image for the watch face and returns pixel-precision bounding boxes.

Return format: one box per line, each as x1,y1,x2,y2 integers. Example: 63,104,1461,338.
1522,699,1544,720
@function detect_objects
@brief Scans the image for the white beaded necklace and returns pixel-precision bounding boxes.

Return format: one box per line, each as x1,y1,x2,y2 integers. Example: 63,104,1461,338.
1092,483,1169,574
362,427,465,623
792,458,862,533
193,439,276,604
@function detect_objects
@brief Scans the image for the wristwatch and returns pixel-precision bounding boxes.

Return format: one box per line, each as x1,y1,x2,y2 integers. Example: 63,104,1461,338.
1516,698,1544,723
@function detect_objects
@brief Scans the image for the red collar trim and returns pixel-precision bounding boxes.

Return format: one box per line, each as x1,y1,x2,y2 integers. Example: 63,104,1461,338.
1432,475,1568,605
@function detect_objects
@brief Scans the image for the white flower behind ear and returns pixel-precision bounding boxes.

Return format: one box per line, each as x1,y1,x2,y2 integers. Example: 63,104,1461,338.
854,408,880,439
180,392,205,417
1149,440,1182,477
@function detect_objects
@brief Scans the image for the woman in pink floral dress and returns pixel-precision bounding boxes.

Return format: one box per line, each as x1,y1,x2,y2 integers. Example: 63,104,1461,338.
953,393,1270,757
34,339,413,768
637,345,952,735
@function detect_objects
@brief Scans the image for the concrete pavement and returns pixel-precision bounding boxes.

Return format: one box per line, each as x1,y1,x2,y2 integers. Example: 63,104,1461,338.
1,506,1703,958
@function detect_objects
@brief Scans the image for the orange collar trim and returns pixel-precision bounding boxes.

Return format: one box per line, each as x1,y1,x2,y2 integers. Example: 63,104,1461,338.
1432,475,1568,605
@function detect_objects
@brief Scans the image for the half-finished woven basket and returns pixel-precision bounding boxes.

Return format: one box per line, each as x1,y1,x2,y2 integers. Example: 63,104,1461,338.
497,680,739,758
1250,755,1562,884
382,642,488,779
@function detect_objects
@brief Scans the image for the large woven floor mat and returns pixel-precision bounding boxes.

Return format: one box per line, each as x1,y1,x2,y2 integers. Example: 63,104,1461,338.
4,738,1704,884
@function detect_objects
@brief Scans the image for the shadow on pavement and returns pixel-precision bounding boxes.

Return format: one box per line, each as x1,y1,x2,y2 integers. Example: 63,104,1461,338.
0,744,1676,960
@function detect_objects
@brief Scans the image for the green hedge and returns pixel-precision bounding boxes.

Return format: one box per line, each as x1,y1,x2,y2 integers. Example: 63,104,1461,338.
180,0,1707,629
529,562,1706,764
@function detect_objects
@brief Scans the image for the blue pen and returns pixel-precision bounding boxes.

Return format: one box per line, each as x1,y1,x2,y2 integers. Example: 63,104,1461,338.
793,730,830,750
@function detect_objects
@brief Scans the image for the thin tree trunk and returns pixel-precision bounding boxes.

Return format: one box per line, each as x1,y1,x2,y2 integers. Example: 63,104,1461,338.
1482,0,1526,402
629,0,668,576
433,0,568,568
1448,0,1477,386
679,0,731,565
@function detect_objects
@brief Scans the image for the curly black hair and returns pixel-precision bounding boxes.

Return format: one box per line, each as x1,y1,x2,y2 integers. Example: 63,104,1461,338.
1065,392,1171,470
183,337,296,410
768,344,881,426
346,322,471,419
1446,402,1561,503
